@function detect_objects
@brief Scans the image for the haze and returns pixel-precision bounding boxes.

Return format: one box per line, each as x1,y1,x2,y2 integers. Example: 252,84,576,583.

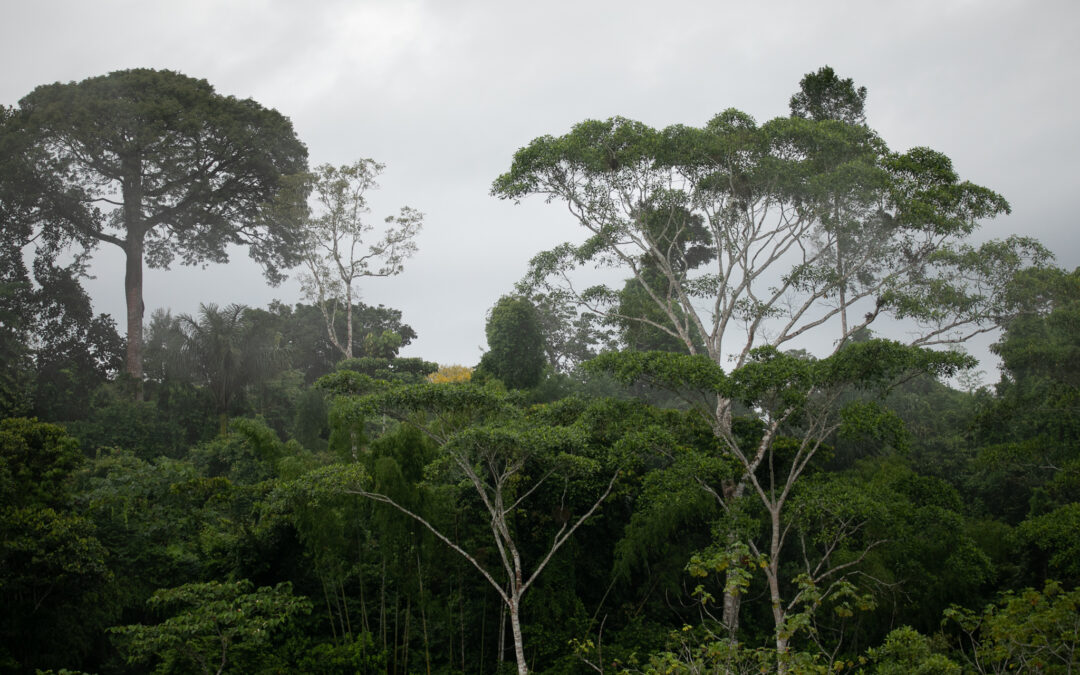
2,0,1077,370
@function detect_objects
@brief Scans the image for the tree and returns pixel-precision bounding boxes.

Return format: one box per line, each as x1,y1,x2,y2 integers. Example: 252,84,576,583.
591,341,969,671
427,364,473,383
494,67,1042,376
945,581,1080,674
0,419,113,672
296,384,620,675
111,579,311,675
0,205,123,420
478,295,547,389
789,65,868,125
865,626,961,674
10,69,308,382
26,258,125,421
299,161,423,360
520,288,614,373
973,267,1080,583
0,277,33,419
493,66,1045,636
168,303,289,434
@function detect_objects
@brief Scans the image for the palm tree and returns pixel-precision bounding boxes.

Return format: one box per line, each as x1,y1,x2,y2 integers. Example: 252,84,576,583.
174,303,289,435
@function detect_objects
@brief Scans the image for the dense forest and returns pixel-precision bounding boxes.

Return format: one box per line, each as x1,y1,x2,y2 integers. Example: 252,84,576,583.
2,66,1078,674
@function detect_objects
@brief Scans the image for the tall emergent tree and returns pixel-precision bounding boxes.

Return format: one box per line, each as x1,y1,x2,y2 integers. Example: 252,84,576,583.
495,66,1043,375
299,161,423,360
8,69,309,382
493,66,1048,637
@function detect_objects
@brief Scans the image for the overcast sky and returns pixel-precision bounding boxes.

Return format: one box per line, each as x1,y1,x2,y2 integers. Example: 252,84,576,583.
2,0,1078,374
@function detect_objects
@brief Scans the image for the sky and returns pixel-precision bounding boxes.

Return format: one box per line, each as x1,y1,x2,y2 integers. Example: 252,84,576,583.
2,0,1078,376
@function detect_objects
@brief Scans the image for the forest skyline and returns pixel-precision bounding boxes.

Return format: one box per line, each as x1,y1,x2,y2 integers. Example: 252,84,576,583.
2,0,1077,370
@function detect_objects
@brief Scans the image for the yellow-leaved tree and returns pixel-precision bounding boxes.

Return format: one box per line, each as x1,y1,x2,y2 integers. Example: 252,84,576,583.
427,364,472,384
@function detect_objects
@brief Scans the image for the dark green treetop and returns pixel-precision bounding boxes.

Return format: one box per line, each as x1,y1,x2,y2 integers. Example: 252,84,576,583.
9,69,308,382
789,65,868,125
478,295,547,389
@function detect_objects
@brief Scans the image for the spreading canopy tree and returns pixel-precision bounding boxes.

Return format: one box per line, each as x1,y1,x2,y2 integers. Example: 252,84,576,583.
8,69,309,382
494,66,1046,380
493,65,1049,643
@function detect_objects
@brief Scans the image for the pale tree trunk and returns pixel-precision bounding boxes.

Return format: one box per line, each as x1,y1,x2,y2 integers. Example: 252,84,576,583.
344,283,354,359
766,507,790,675
508,596,528,675
713,396,745,640
497,603,506,667
722,571,742,639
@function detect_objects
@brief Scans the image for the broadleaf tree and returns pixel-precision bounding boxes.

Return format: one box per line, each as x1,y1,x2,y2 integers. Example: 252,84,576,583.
110,579,311,675
299,161,423,360
7,68,309,383
478,295,547,389
493,66,1045,376
297,383,620,675
493,66,1048,640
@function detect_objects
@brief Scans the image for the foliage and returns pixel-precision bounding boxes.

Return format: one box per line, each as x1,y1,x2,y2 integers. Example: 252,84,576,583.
301,383,622,674
2,65,1077,675
10,68,308,379
519,288,616,372
298,160,423,360
0,419,113,672
0,235,122,420
0,279,33,418
945,581,1080,674
147,304,291,433
262,301,417,382
865,626,960,674
478,295,547,389
110,579,311,675
495,69,1042,373
789,65,868,125
427,364,473,383
1015,503,1080,584
0,417,83,507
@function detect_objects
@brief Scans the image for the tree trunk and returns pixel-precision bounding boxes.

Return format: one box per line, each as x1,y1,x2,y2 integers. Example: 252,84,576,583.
121,156,146,391
344,285,353,359
321,577,338,641
767,507,789,675
714,396,743,640
509,597,528,675
498,602,506,668
416,552,431,675
768,564,790,675
123,232,145,387
722,574,742,639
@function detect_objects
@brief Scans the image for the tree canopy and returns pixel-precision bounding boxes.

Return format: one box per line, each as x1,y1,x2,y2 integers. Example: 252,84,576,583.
494,69,1046,371
6,69,308,382
2,64,1078,675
